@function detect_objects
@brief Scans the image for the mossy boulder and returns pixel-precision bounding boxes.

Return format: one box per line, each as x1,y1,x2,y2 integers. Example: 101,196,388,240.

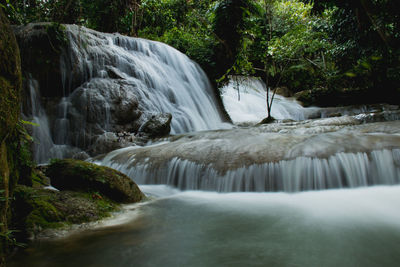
12,185,120,239
0,9,21,142
45,159,144,203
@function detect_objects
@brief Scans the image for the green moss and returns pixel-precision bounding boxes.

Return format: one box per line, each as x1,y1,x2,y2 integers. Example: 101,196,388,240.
12,185,121,239
45,23,68,53
25,200,63,230
47,159,144,203
0,8,22,262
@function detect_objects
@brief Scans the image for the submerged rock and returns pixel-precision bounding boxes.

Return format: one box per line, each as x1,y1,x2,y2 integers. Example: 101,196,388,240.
46,159,144,203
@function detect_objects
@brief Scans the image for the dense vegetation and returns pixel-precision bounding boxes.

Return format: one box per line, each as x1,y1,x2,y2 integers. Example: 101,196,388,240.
2,0,398,107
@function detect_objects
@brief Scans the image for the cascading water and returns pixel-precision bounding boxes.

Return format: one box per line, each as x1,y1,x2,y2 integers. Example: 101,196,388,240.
12,24,400,267
220,77,398,123
23,77,79,163
22,24,228,163
100,114,400,192
221,77,318,122
61,25,227,134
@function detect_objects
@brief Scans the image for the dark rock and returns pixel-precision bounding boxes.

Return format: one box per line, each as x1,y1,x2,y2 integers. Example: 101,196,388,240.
88,132,135,156
138,113,172,138
13,23,68,98
259,116,276,124
45,159,144,203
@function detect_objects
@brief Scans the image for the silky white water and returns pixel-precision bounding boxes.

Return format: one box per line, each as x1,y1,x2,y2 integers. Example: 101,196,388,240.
100,117,400,192
23,77,79,163
24,25,228,163
62,25,227,134
220,77,398,124
221,77,318,122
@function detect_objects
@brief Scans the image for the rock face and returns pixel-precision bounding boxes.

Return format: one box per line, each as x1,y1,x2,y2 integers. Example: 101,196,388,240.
13,23,67,98
66,78,144,149
0,9,22,264
45,159,144,203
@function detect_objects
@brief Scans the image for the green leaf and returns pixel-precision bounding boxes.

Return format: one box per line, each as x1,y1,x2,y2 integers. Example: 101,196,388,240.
345,72,356,77
20,119,39,127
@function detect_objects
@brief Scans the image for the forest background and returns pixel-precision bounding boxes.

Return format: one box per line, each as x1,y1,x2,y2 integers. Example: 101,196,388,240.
1,0,399,106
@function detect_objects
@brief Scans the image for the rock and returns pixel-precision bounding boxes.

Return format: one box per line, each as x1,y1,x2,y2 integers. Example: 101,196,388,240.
259,116,276,124
138,113,172,138
328,113,342,118
67,79,143,149
45,159,144,203
275,86,292,97
13,23,68,97
12,185,121,240
72,151,90,161
88,132,135,155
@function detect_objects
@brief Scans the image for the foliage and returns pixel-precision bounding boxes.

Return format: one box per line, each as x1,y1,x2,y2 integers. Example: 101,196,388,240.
1,0,136,33
1,0,399,108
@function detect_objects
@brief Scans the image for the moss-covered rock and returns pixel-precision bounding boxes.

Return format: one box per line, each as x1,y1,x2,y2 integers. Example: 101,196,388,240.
0,10,21,142
0,8,23,264
46,159,144,203
12,185,121,240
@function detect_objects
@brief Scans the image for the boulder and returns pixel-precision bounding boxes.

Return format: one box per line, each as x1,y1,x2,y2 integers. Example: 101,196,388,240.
67,79,143,149
138,113,172,138
45,159,144,203
12,185,122,239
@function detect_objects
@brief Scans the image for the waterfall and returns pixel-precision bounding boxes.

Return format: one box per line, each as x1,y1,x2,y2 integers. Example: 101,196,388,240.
99,118,400,192
21,24,229,162
61,25,227,135
23,77,79,163
221,77,316,122
101,149,400,192
221,77,400,124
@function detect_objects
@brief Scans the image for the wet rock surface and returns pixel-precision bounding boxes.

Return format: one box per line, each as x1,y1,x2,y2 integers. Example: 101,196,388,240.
46,159,144,203
138,113,172,138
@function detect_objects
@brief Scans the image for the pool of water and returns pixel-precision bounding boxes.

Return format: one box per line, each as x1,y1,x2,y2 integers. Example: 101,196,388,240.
9,185,400,267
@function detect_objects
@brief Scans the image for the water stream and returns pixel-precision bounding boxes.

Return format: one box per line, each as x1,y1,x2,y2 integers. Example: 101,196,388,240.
15,25,400,266
9,185,400,267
